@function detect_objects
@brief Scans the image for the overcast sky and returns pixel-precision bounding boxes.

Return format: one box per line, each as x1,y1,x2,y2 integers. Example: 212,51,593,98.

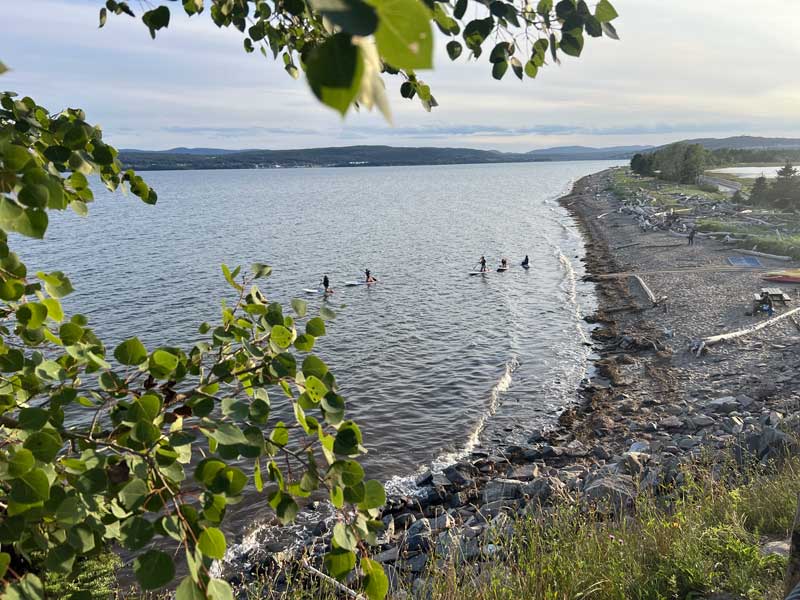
4,0,800,151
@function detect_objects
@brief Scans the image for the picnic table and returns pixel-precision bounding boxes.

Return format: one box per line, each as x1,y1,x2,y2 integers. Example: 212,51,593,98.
752,287,792,312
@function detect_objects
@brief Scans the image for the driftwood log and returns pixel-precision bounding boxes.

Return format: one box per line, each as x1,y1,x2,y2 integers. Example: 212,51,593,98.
701,306,800,347
735,248,792,261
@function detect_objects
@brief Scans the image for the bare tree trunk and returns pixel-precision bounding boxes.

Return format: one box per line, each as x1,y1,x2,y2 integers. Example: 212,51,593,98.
784,493,800,597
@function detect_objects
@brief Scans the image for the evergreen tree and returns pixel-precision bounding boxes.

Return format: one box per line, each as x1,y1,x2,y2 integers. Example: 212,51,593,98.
771,162,800,209
749,176,770,205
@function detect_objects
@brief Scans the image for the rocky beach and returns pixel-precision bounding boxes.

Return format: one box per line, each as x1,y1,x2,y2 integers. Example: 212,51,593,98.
227,168,800,597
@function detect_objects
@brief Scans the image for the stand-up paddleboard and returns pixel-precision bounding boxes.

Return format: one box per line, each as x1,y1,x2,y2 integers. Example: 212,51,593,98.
304,288,334,295
344,281,365,287
496,267,509,272
521,264,530,270
469,270,490,276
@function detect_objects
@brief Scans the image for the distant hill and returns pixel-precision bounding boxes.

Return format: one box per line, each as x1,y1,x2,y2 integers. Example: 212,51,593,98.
118,144,635,171
661,136,800,151
527,145,653,159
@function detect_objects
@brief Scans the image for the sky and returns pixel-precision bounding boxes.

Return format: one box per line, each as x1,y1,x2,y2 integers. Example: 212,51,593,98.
4,0,800,151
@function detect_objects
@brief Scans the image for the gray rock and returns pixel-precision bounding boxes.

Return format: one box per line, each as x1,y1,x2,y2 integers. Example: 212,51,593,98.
443,465,473,488
395,512,416,530
375,546,400,563
583,474,636,510
628,441,650,453
761,411,783,428
405,518,432,551
482,478,525,504
506,464,540,482
692,415,715,428
736,394,755,409
677,436,700,450
620,452,649,477
428,512,454,533
522,476,566,505
660,415,683,430
761,540,790,558
707,397,739,414
402,553,429,574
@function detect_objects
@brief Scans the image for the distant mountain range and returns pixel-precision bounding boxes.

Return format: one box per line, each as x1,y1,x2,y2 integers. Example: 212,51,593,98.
118,144,646,171
117,136,800,171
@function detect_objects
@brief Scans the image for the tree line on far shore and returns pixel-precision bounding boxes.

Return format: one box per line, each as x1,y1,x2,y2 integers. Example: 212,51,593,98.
630,143,800,209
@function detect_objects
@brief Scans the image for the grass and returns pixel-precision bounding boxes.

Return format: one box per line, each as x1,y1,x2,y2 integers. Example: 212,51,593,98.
240,457,800,600
609,170,730,206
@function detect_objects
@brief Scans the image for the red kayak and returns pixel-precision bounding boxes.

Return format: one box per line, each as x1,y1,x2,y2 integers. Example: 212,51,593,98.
762,275,800,283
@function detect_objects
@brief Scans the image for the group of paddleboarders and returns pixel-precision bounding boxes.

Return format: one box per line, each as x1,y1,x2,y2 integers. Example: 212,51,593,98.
319,269,378,294
477,255,529,272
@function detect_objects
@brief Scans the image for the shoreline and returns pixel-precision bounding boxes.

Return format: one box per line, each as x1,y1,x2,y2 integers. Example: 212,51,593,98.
226,168,800,594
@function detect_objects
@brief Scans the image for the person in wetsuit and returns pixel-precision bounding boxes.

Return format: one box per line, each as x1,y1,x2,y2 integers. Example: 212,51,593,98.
522,255,530,268
500,258,508,269
479,256,487,272
322,275,331,293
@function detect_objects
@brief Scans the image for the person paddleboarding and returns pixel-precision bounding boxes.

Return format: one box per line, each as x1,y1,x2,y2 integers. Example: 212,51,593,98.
322,274,333,295
479,255,487,272
522,255,530,269
365,268,377,283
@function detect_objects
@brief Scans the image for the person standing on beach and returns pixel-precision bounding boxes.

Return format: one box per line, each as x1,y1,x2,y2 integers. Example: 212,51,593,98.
688,228,696,246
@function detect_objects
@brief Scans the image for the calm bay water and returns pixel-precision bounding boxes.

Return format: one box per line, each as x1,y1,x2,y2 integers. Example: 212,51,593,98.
14,160,615,540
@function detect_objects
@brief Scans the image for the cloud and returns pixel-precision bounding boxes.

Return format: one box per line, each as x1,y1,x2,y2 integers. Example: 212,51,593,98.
5,0,800,151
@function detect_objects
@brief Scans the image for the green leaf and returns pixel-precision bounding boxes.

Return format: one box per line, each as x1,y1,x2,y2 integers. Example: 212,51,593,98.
6,449,34,478
206,423,248,445
16,302,47,329
270,324,293,348
305,375,328,402
10,467,50,503
23,430,62,462
142,5,171,38
510,56,523,80
251,262,273,279
306,33,364,116
18,408,49,430
4,145,32,171
0,62,7,76
270,422,289,447
330,460,364,487
291,298,307,317
358,479,386,510
306,317,326,337
324,547,356,581
453,0,467,18
175,577,205,600
374,0,433,70
148,348,179,378
41,297,63,322
114,337,148,365
560,29,584,56
4,573,44,600
198,527,227,559
302,354,329,379
463,17,493,51
333,522,358,551
121,516,155,550
294,333,315,352
492,60,508,80
207,579,234,600
319,305,337,320
37,271,74,298
446,40,462,60
133,550,175,590
362,558,389,600
309,0,378,35
333,421,362,456
595,0,618,22
0,552,10,579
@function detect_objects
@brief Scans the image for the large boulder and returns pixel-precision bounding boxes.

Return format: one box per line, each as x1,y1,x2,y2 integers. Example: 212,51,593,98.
522,476,567,505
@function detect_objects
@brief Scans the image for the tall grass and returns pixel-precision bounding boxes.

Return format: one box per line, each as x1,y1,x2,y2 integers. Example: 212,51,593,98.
242,458,800,600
